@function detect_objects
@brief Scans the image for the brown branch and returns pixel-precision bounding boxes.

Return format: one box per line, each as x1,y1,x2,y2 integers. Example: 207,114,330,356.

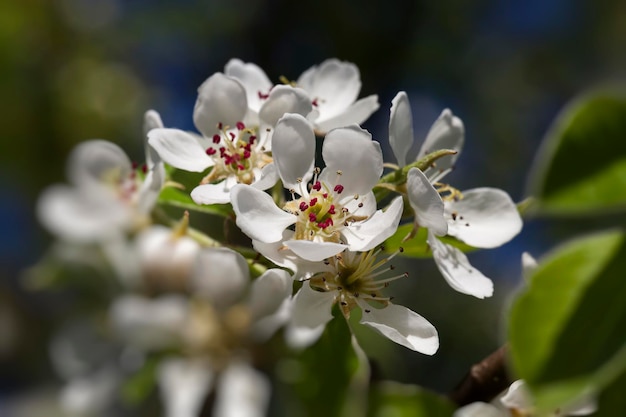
448,345,512,406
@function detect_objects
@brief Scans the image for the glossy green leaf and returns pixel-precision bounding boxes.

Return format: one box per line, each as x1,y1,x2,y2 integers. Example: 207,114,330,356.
508,229,626,411
157,186,232,217
383,223,475,258
367,381,455,417
527,90,626,215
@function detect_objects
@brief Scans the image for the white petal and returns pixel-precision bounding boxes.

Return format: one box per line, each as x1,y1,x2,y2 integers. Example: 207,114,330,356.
191,180,232,205
271,114,315,190
453,402,504,417
297,59,361,122
428,231,493,298
251,296,292,341
136,160,165,213
406,168,448,236
342,190,377,218
135,225,200,288
230,185,296,243
250,163,279,191
320,124,383,196
37,185,130,242
343,196,403,252
191,247,249,308
417,109,464,181
388,92,414,167
67,140,131,188
286,282,336,348
158,358,213,417
445,188,522,248
194,72,248,137
214,361,271,417
358,301,439,354
148,128,213,172
500,380,532,410
109,294,188,349
252,230,328,278
224,58,273,113
248,268,293,320
258,85,312,126
143,109,164,169
61,369,119,415
285,240,347,262
315,95,380,134
521,252,538,281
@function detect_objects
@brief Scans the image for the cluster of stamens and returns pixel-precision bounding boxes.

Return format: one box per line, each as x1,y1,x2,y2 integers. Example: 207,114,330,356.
284,169,367,243
308,248,407,317
202,121,271,185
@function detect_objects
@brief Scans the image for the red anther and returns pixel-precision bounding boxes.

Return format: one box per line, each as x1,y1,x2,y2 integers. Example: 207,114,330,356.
312,181,322,191
249,135,257,145
309,198,318,206
219,147,226,156
258,91,269,100
236,121,245,130
212,134,221,144
334,184,344,194
299,202,309,211
328,205,336,214
322,193,328,198
243,150,251,159
141,164,148,174
309,213,317,222
206,148,216,155
217,122,223,129
237,164,245,170
312,98,319,107
229,132,236,140
243,143,252,152
132,161,139,169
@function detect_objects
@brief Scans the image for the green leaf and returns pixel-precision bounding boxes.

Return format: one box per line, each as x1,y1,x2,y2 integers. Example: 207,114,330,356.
508,229,626,411
383,223,476,258
157,186,232,217
595,367,626,416
122,356,159,405
367,381,455,417
527,89,626,216
290,308,362,417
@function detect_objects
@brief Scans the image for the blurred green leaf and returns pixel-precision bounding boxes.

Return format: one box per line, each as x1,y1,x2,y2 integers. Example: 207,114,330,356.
383,223,475,258
527,90,626,216
508,229,626,411
157,186,232,217
122,356,158,406
367,381,455,417
595,368,626,416
292,308,362,417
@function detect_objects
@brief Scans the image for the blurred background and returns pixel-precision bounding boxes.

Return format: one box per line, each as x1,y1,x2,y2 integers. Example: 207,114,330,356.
1,0,626,414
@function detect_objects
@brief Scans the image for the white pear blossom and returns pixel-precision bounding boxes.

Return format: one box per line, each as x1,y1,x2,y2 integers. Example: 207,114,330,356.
148,246,292,417
279,248,438,354
389,92,522,298
224,58,379,135
148,69,313,205
296,58,379,134
454,380,597,417
37,110,165,242
231,113,403,262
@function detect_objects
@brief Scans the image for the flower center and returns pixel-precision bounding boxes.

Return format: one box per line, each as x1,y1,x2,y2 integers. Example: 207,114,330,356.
283,170,368,243
202,121,272,185
308,248,407,317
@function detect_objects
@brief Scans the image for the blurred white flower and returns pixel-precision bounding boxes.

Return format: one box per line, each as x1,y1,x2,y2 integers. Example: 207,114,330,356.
454,380,597,417
37,110,165,242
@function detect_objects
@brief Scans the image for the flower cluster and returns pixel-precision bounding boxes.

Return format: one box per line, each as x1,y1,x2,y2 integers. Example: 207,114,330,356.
35,58,524,416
